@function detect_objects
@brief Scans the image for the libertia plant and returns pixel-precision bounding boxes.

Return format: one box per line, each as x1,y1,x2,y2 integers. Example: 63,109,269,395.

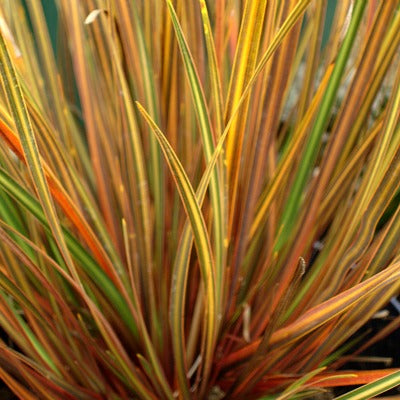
0,0,399,399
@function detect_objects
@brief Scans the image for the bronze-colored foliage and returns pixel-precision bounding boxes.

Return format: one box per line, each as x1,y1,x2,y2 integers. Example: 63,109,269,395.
0,1,399,399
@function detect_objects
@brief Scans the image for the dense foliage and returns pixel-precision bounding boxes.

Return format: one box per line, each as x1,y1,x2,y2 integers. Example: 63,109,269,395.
0,1,399,399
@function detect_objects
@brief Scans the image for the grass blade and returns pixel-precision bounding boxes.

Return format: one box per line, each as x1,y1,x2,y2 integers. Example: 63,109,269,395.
0,30,79,282
275,0,368,250
136,101,217,396
166,0,225,309
334,370,400,400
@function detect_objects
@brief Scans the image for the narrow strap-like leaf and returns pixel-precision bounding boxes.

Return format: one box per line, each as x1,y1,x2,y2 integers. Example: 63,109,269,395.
136,101,217,396
0,167,139,339
334,370,400,400
166,0,225,314
275,0,367,251
0,31,80,283
223,258,400,367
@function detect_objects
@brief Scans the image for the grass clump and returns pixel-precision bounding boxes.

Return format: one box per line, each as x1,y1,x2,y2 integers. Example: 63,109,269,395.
0,1,399,399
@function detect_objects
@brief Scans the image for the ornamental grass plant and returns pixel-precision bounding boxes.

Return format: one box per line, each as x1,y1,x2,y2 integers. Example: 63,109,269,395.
0,0,399,399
